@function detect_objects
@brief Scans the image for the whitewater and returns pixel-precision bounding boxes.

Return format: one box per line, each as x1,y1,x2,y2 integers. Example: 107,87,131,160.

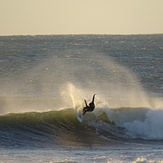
0,34,163,162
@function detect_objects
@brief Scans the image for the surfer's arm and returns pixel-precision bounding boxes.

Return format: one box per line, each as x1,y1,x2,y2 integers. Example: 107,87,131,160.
84,99,88,107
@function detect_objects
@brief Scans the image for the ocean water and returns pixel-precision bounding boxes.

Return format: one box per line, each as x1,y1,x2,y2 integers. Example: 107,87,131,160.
0,34,163,162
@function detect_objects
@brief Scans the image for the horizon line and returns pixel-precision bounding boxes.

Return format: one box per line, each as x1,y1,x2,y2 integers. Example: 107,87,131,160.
0,33,163,37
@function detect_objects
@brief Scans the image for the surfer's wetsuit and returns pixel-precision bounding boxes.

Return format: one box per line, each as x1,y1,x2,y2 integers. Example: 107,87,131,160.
83,94,96,115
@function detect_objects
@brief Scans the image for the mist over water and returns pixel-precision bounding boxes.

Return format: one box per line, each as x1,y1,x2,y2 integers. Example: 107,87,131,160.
1,35,162,113
1,49,155,114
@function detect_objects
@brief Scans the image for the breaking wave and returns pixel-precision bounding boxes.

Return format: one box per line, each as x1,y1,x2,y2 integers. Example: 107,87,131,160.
0,105,163,148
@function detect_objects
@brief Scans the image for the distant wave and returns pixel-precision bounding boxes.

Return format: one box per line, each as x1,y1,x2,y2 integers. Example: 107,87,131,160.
0,106,163,148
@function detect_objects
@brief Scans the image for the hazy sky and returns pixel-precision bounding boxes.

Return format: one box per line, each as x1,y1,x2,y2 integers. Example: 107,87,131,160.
1,0,163,35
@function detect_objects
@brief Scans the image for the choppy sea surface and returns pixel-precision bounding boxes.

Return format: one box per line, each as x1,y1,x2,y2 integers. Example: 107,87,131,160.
0,34,163,162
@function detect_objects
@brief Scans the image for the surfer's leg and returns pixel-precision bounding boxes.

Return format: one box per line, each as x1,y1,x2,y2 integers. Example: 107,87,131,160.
83,107,90,115
83,109,87,115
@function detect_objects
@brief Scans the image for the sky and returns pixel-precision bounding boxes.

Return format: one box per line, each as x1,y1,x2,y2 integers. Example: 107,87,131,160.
0,0,163,35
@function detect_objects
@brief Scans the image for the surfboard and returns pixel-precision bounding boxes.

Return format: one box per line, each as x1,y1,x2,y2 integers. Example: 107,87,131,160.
77,111,83,122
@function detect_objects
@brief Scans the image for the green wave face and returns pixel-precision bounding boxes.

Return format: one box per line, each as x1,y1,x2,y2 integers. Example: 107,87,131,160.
0,106,162,148
0,109,113,148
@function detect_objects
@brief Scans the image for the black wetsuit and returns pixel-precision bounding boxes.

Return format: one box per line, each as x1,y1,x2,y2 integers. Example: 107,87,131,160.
83,94,96,115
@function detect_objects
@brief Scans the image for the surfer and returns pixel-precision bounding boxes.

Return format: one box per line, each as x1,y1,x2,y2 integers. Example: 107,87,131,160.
83,94,96,115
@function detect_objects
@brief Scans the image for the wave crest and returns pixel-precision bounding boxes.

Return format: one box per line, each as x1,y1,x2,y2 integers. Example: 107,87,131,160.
0,106,163,148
